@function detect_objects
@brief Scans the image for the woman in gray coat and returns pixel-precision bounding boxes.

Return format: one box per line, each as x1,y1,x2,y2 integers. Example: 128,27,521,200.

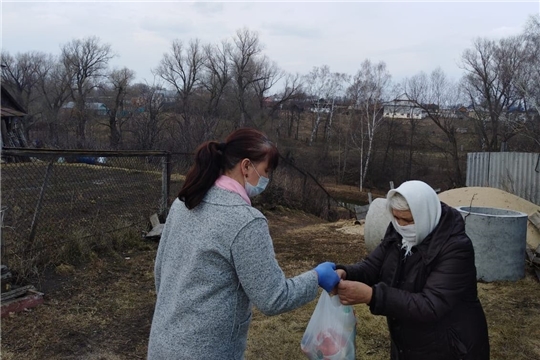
148,128,339,360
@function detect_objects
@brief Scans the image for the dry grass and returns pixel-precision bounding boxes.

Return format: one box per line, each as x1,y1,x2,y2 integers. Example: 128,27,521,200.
2,202,540,359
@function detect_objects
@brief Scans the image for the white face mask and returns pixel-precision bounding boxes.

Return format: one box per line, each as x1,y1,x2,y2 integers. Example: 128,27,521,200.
244,161,269,198
394,223,417,256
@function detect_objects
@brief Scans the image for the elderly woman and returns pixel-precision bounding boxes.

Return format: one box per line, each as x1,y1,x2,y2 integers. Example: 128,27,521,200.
334,180,489,360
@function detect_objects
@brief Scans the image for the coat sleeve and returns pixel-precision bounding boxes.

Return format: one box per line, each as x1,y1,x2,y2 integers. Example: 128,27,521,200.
336,224,394,286
230,217,319,316
336,240,389,286
369,235,476,323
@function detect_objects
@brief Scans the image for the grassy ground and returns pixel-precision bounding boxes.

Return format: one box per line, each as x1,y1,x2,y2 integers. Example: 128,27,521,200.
2,204,540,359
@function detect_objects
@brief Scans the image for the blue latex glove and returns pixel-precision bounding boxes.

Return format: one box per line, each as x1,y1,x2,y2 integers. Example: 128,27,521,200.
314,262,340,292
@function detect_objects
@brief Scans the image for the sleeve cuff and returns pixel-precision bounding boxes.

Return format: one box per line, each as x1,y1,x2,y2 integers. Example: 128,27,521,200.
369,283,386,315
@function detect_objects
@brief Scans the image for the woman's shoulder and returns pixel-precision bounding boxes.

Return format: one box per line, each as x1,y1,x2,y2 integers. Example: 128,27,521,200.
206,187,267,221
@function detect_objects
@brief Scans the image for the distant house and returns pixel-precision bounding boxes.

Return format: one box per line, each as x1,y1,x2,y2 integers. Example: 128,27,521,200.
61,101,108,116
262,95,282,109
129,89,177,112
1,84,28,148
154,89,177,104
383,94,427,120
310,99,332,113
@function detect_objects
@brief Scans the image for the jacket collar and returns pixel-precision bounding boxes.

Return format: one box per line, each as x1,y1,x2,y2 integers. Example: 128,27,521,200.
202,186,251,207
415,203,462,265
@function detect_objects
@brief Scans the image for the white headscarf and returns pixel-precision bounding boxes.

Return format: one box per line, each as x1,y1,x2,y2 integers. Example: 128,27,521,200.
386,180,442,256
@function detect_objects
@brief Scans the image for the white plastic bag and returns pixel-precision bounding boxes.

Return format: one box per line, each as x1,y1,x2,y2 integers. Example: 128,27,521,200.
301,291,357,360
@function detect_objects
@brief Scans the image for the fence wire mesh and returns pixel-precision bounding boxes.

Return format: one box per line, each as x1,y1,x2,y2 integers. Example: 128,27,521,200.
1,149,171,277
1,148,350,279
259,155,352,221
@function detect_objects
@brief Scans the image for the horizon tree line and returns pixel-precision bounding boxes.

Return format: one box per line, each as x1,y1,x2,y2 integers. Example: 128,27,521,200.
2,15,539,189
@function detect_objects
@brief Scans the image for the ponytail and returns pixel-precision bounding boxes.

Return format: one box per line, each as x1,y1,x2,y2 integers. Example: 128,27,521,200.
178,141,223,209
178,128,279,210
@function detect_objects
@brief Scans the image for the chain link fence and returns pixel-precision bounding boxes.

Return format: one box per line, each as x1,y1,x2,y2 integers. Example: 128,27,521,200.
258,154,354,220
1,148,350,279
1,148,174,277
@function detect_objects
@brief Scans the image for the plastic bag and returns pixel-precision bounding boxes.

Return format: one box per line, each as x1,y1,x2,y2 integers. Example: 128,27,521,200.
301,291,357,360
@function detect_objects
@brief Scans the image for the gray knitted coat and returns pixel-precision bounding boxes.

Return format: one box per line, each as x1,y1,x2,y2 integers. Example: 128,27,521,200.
147,186,319,360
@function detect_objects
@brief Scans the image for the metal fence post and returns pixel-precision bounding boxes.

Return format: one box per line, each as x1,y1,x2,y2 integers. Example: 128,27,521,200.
160,153,171,221
27,161,54,252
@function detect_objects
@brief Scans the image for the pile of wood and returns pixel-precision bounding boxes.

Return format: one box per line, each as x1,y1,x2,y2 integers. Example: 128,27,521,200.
526,245,540,281
1,265,44,317
526,210,540,281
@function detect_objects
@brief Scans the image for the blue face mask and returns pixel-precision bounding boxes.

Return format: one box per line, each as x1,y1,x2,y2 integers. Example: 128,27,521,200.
245,161,270,197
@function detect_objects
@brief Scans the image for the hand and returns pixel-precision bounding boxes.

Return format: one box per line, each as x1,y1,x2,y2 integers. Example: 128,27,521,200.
336,269,347,280
329,269,347,295
336,280,372,305
314,262,340,293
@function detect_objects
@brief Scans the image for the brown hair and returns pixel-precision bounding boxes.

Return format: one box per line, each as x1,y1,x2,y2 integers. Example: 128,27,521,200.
178,128,279,209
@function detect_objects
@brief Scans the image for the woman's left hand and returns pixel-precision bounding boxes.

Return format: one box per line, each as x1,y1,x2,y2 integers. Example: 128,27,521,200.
336,280,372,305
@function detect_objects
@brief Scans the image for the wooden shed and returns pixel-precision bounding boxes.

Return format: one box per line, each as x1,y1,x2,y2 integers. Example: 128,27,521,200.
1,83,28,148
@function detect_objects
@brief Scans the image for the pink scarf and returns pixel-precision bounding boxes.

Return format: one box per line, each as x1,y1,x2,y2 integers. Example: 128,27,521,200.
214,175,251,205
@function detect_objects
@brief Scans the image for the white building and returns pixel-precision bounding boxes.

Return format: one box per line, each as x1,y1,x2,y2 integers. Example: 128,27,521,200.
383,94,427,120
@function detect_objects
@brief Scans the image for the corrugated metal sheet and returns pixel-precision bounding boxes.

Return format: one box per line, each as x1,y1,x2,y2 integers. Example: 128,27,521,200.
466,152,540,205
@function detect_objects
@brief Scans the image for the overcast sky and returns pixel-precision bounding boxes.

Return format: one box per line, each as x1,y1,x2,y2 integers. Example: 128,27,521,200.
2,1,539,91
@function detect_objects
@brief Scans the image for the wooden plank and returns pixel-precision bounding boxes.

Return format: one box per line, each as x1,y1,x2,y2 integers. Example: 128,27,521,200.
529,211,540,232
145,224,165,239
149,214,160,228
527,247,540,266
1,291,44,318
526,248,536,263
1,285,35,302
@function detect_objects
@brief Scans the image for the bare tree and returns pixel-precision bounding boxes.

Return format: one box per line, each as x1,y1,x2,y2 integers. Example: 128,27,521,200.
348,60,391,191
271,72,303,115
304,65,347,145
461,35,527,151
273,73,304,138
155,39,205,123
514,15,540,149
1,51,49,141
61,36,114,148
230,27,264,128
405,68,467,186
252,55,283,110
202,40,232,119
99,67,136,149
323,73,349,142
127,83,167,150
36,55,72,147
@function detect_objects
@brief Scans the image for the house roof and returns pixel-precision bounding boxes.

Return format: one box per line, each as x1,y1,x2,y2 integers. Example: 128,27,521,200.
1,84,27,116
0,107,26,117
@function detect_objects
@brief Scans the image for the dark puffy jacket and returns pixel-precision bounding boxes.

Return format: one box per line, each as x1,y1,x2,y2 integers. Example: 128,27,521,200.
337,203,489,360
